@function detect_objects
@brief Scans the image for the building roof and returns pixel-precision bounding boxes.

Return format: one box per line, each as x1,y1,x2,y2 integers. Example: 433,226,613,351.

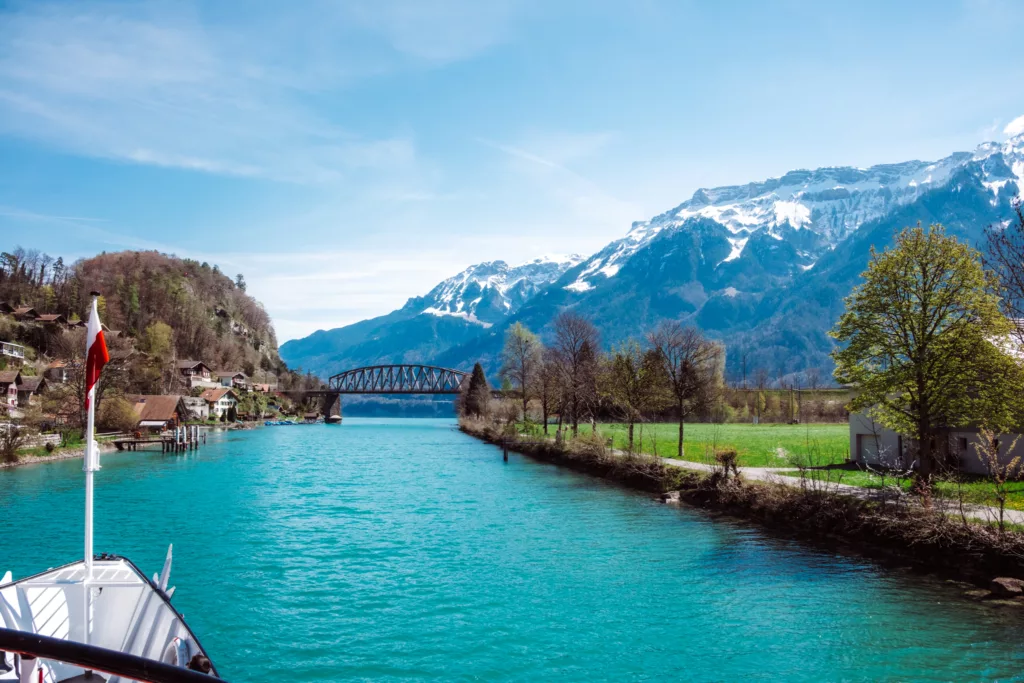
200,387,237,403
0,371,21,385
0,302,13,314
218,370,248,379
47,359,69,369
128,395,185,423
176,359,210,370
19,376,45,392
36,313,67,324
13,307,38,318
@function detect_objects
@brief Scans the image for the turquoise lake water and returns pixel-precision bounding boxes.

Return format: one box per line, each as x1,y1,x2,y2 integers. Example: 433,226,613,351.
2,418,1023,681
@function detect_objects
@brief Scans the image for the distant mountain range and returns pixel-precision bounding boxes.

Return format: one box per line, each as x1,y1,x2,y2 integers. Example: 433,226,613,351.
281,133,1024,385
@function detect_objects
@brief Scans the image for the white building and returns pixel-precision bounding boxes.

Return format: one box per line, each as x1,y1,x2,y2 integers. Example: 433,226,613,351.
200,387,238,420
850,412,1024,476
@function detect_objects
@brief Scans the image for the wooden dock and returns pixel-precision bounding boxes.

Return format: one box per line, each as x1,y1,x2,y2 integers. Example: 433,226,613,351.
114,425,206,453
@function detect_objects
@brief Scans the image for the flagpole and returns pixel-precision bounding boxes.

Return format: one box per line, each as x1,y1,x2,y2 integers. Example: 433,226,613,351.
83,291,102,646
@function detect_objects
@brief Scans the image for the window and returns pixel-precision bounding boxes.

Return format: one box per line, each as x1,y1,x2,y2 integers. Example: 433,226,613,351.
958,437,968,453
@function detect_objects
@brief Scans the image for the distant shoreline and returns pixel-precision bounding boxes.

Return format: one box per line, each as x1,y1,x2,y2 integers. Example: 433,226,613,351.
0,443,117,470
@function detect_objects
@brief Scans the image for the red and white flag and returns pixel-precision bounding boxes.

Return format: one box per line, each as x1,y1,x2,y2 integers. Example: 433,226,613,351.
84,296,109,411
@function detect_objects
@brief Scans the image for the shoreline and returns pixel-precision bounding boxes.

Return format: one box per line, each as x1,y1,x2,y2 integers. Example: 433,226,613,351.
459,419,1024,597
0,443,118,470
0,422,262,471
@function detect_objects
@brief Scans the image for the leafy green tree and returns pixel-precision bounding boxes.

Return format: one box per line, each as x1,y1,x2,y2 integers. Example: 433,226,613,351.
500,322,543,419
601,340,671,453
832,224,1023,478
140,321,174,360
98,396,140,433
463,363,491,417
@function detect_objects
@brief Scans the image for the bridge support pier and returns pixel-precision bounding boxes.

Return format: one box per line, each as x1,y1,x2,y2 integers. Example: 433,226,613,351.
322,392,342,423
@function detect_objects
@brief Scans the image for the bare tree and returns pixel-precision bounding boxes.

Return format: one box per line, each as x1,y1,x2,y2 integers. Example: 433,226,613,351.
753,367,770,424
601,340,671,453
500,322,543,420
538,348,561,435
649,322,722,459
985,199,1024,346
551,311,601,436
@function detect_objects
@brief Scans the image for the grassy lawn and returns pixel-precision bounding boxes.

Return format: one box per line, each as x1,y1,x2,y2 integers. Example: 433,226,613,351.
523,422,850,468
777,468,1024,511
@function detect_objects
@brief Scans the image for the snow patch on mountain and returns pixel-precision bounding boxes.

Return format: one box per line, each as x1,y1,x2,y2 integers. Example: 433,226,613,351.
419,254,583,325
563,134,1024,293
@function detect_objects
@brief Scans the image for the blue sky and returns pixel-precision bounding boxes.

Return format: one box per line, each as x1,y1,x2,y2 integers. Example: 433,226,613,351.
1,0,1023,342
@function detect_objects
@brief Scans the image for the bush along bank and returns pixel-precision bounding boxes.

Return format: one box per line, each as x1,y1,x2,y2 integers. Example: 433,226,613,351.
460,418,1024,597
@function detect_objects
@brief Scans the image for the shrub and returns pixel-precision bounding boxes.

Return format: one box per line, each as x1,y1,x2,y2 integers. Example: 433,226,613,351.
98,396,140,433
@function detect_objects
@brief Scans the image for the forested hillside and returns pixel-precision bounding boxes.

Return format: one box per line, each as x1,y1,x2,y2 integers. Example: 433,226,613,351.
0,248,301,385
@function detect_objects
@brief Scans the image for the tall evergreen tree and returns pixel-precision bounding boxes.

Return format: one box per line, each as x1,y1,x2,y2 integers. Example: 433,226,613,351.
464,362,491,417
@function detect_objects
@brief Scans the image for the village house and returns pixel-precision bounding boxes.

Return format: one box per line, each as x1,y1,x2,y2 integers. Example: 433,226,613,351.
849,412,1024,476
218,371,251,391
176,360,218,389
12,307,38,321
200,387,239,420
1,341,25,361
182,396,209,422
128,395,189,432
0,370,22,408
16,376,47,407
177,360,212,380
45,360,71,383
35,313,68,326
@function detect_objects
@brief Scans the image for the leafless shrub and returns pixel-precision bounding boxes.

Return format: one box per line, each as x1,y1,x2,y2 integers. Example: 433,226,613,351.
974,427,1022,534
0,424,26,463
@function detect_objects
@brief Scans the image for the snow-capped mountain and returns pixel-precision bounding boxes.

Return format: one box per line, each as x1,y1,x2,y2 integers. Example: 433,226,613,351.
285,131,1024,385
419,256,582,326
278,255,580,378
564,134,1024,294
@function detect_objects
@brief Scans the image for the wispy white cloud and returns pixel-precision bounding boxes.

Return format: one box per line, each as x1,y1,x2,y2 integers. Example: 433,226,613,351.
0,0,517,184
1005,114,1024,138
0,206,108,224
478,131,641,241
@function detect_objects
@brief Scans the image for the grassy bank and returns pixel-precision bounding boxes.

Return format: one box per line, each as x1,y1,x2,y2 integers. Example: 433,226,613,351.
522,422,849,467
778,468,1024,511
465,418,1024,591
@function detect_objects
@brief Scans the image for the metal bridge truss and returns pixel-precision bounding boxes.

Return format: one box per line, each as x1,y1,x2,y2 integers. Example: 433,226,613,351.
328,364,469,394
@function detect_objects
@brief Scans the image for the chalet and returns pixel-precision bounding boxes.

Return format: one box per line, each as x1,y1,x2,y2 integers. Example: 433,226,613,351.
177,360,212,380
218,371,251,391
36,313,68,326
1,341,25,361
0,371,22,408
253,383,271,394
45,360,72,383
12,307,38,321
200,387,239,420
16,376,47,406
128,395,189,432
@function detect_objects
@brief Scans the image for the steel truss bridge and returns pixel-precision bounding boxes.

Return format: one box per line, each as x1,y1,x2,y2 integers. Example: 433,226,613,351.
327,364,469,394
